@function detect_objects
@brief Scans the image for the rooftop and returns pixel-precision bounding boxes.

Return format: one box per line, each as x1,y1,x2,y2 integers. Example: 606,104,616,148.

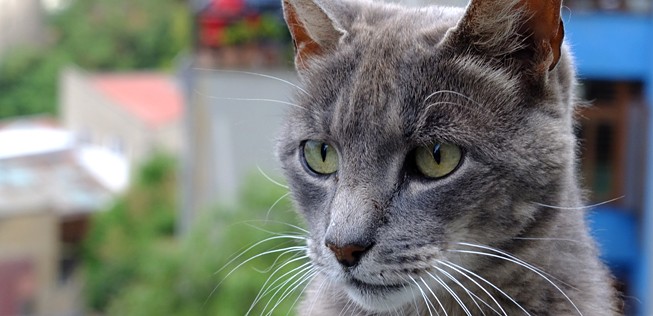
91,73,183,127
0,120,129,218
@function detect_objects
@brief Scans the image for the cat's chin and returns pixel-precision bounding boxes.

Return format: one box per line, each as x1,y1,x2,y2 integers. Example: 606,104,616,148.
343,279,415,313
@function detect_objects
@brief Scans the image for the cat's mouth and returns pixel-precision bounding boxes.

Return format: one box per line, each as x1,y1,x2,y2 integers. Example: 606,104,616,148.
347,277,406,293
343,277,415,312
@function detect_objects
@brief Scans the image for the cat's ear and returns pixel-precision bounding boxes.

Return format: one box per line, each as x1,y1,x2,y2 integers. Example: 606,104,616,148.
282,0,350,70
448,0,564,73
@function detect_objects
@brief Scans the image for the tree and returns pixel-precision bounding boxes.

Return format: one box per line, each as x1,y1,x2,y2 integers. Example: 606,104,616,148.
0,0,190,119
83,156,306,315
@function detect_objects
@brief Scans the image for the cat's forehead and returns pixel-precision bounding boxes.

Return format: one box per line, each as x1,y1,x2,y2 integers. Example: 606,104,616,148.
347,5,464,52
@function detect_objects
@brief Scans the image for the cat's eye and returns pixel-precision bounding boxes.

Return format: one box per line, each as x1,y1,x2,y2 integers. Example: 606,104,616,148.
414,142,462,179
302,140,339,175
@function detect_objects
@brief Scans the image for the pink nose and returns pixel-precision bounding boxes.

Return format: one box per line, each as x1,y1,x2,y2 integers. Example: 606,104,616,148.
325,242,372,267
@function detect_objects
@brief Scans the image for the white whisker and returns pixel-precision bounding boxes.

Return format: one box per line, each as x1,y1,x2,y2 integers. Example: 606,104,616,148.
409,275,436,316
437,260,506,316
252,248,306,274
511,237,582,244
246,259,311,316
306,275,330,316
265,192,292,220
450,247,582,315
531,196,623,210
423,90,482,106
286,269,323,316
263,268,317,316
338,298,355,316
432,264,489,316
457,242,579,290
444,261,531,315
242,222,307,237
419,276,446,316
209,245,307,305
427,271,472,316
192,67,310,96
214,235,305,276
257,165,290,189
194,89,308,111
259,264,313,314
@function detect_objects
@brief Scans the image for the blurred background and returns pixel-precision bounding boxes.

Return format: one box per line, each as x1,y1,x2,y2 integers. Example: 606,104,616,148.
0,0,650,315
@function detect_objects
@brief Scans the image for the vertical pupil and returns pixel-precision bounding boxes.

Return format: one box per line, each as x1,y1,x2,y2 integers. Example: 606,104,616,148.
432,143,441,164
320,143,329,162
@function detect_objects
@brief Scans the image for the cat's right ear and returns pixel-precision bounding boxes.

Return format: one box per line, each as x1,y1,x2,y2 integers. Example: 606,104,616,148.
446,0,564,74
282,0,348,70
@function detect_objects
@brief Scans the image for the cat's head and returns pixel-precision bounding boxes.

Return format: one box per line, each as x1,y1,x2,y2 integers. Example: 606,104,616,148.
277,0,573,311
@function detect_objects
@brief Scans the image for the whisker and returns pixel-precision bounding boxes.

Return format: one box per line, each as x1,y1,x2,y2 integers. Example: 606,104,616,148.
192,67,310,96
424,101,477,114
306,274,330,316
444,261,531,315
409,275,436,316
286,268,323,316
450,247,582,315
252,245,306,273
423,90,482,106
265,192,292,220
456,242,579,290
257,165,290,189
437,260,507,316
511,237,582,244
266,270,318,316
214,234,306,276
246,259,311,316
242,222,307,238
193,89,308,111
338,298,355,316
260,265,315,316
419,276,446,316
433,265,487,316
427,271,472,316
243,219,309,235
531,196,623,210
397,275,422,316
208,245,307,304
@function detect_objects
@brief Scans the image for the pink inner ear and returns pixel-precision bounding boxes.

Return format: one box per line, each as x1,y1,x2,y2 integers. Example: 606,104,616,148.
283,0,324,69
520,0,564,71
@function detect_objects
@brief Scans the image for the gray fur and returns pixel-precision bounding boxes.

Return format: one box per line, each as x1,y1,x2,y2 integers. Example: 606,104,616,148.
276,0,620,314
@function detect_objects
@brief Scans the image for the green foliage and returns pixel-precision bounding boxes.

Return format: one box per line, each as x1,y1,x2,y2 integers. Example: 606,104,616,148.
223,14,287,46
83,154,177,310
50,0,190,70
83,163,306,316
0,48,68,117
0,0,190,119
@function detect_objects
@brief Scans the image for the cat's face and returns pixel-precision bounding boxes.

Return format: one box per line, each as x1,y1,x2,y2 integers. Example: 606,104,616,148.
278,0,571,311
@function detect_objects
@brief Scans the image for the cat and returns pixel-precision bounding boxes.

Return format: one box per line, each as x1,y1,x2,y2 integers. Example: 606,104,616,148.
274,0,620,314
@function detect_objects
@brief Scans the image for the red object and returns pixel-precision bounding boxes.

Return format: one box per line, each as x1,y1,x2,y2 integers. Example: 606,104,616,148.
214,0,245,15
91,74,183,127
198,0,246,47
0,259,36,316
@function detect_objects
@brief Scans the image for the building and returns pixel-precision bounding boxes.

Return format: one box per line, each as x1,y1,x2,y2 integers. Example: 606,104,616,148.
0,117,127,316
60,66,183,168
0,0,44,58
179,67,298,234
564,1,652,315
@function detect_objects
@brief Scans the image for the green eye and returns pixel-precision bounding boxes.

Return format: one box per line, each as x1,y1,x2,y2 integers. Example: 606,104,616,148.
415,142,462,179
302,140,339,175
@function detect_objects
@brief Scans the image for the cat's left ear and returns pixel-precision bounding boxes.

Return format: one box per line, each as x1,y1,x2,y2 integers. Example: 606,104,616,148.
446,0,564,73
282,0,352,70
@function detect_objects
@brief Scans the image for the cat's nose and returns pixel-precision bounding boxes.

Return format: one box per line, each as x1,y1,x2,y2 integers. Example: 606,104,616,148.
325,241,374,268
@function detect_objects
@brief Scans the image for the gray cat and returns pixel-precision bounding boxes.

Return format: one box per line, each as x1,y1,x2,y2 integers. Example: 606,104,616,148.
275,0,620,314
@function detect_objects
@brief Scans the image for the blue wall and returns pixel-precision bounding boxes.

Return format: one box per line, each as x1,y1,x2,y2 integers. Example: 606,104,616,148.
566,12,653,316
